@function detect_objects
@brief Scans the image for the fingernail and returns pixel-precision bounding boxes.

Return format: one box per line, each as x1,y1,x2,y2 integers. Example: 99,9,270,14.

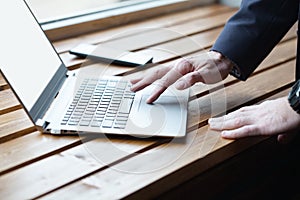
130,86,136,92
221,131,228,137
208,119,215,128
175,81,186,90
146,97,154,104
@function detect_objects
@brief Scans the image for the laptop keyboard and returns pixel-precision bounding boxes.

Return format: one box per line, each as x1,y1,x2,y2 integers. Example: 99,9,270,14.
61,78,135,129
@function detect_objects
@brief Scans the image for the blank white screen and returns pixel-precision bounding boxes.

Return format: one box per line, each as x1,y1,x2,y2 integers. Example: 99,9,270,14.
0,0,62,110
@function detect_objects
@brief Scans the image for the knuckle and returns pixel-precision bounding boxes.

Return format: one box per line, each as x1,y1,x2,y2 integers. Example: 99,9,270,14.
190,72,199,79
153,68,161,77
239,107,248,112
176,59,193,73
233,118,243,127
245,126,258,135
185,75,196,85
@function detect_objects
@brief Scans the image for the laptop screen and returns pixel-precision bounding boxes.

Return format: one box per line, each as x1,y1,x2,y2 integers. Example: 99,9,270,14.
0,0,66,121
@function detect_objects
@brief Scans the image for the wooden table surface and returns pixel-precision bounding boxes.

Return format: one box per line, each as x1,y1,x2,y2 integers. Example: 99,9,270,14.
0,4,298,199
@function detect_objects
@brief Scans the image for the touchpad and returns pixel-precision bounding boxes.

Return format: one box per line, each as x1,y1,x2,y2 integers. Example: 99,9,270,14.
126,95,187,137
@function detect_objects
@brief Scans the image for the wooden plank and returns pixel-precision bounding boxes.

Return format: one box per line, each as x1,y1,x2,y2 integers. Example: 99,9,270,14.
40,60,295,200
0,73,8,91
0,89,21,115
58,9,235,69
53,5,233,53
124,38,296,99
128,23,297,72
0,14,295,158
0,131,81,175
0,4,295,198
101,26,297,78
159,88,291,200
282,23,298,41
187,38,297,97
101,11,235,51
0,109,35,143
1,59,295,200
59,21,297,73
45,0,216,41
188,60,296,128
60,27,223,69
138,28,222,63
0,136,157,200
0,35,292,177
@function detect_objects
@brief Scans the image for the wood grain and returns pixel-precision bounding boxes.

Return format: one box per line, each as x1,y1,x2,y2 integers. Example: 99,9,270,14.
0,131,81,175
2,59,295,200
41,60,295,200
0,109,35,143
52,4,233,53
0,136,158,200
0,89,22,115
59,21,297,73
126,38,296,99
58,9,236,69
0,37,295,180
0,73,8,91
60,27,223,69
45,0,216,41
0,4,298,200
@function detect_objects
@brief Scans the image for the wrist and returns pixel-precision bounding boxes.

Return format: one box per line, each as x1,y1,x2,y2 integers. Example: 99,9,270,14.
288,80,300,114
209,50,234,76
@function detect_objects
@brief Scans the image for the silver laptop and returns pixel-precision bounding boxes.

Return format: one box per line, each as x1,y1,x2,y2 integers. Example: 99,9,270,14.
0,0,189,137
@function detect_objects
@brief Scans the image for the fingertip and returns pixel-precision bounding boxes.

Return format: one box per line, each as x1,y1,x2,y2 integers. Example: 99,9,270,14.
146,91,162,104
130,82,148,92
146,96,155,104
130,78,141,84
208,119,217,129
208,118,216,124
175,81,187,90
221,131,234,139
208,116,223,124
208,118,212,124
130,85,137,92
221,131,228,137
277,134,295,144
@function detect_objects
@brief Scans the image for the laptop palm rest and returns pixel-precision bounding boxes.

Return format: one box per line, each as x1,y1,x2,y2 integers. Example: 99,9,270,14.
126,94,188,137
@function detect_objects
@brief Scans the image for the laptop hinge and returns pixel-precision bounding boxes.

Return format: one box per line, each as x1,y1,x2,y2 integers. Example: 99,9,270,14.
66,71,76,77
36,119,50,132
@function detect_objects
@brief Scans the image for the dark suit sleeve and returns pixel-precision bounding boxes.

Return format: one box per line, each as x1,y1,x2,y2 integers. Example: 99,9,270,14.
211,0,298,81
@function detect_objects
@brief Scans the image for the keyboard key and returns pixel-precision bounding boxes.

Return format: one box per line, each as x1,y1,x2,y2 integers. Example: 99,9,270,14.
105,117,115,121
115,117,128,122
68,121,79,126
94,116,104,121
119,98,133,114
61,78,135,127
107,81,117,88
102,120,114,128
79,120,90,126
114,123,126,129
91,121,102,127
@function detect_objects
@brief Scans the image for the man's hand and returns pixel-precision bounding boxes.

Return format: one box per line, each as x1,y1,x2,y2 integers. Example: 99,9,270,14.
130,51,233,103
208,97,300,143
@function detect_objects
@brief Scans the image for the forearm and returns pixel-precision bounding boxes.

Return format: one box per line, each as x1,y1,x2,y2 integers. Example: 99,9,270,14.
212,0,298,81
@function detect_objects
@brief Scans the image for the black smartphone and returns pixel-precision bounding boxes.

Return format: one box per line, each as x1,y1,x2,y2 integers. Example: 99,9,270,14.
69,43,153,67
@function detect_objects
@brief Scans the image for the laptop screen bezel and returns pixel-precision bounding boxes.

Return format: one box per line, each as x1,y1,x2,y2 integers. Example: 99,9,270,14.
0,0,69,124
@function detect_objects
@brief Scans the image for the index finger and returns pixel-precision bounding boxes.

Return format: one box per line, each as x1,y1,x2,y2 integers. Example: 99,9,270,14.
130,65,171,92
146,59,194,103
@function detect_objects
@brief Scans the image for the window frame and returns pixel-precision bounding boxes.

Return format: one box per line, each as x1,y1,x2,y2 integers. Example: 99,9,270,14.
41,0,215,41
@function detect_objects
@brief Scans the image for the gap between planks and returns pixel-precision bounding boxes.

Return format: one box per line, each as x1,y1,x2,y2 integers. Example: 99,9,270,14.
0,58,295,200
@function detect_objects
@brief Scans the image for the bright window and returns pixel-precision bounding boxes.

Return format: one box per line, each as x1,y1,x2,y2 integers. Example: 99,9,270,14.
26,0,160,24
25,0,213,40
